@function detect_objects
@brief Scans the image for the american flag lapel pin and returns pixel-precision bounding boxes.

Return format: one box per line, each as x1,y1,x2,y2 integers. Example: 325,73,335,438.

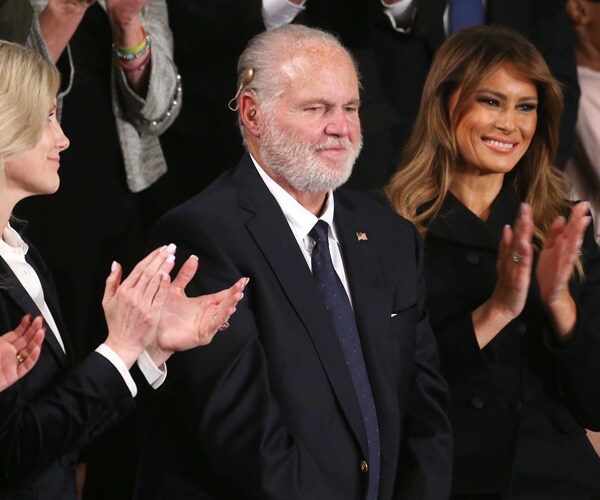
356,231,368,241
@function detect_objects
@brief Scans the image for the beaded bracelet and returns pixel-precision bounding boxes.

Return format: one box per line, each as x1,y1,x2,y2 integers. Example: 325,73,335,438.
118,48,152,73
112,27,151,61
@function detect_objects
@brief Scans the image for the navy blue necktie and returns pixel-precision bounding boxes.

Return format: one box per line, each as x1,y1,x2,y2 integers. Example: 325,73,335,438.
449,0,484,34
309,220,380,500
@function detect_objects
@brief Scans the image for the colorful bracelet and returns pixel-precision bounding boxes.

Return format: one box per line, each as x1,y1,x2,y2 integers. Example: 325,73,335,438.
117,47,152,73
112,27,151,61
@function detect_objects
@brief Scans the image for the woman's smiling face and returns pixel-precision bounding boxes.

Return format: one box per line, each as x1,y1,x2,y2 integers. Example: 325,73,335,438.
451,62,538,178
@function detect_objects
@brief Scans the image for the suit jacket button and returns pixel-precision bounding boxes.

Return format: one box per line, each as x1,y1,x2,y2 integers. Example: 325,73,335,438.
359,460,369,474
509,400,523,411
470,397,484,409
466,253,480,265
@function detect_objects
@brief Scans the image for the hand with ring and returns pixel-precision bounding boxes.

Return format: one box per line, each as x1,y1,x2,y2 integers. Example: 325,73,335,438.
472,203,534,348
146,253,249,366
0,315,45,392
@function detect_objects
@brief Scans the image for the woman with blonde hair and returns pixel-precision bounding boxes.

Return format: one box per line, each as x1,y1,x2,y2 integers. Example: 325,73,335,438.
386,25,600,497
0,40,246,498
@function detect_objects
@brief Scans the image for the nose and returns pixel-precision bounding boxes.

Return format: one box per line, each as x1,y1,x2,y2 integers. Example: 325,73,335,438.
52,121,70,152
495,108,516,132
324,107,350,137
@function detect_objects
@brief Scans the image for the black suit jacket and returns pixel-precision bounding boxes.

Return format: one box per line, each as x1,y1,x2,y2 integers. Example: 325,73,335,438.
0,241,137,499
372,0,579,167
424,186,600,496
136,154,452,499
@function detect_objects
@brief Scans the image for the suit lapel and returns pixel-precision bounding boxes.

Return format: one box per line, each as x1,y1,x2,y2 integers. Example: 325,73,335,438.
333,191,399,478
234,157,369,456
0,254,69,368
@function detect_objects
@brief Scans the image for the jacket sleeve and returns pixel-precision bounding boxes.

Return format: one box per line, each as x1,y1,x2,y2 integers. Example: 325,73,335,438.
546,224,600,429
0,351,135,482
112,0,181,136
394,224,453,499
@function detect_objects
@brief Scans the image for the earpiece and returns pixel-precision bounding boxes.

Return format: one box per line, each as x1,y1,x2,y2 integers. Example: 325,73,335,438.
228,68,255,111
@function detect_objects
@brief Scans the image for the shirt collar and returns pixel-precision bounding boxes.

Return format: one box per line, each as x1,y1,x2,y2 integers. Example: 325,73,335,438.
250,154,337,244
0,222,29,256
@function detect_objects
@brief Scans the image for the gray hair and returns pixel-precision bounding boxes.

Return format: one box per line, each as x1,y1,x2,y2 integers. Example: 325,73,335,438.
234,25,359,136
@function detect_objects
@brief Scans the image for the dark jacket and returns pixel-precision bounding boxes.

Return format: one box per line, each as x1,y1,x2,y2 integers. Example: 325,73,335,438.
424,186,600,496
135,154,452,499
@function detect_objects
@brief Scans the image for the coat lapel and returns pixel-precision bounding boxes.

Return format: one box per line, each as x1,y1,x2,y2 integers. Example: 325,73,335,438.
233,157,369,456
427,189,520,250
0,253,69,368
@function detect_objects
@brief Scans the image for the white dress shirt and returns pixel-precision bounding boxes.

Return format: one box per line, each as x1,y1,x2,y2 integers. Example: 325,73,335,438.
251,156,353,304
0,223,165,396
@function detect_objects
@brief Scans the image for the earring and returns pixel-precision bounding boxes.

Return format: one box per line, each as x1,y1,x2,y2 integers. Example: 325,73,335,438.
228,68,255,111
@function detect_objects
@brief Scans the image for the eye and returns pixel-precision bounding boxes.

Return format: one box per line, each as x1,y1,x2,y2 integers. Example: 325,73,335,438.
477,97,500,107
305,105,325,113
343,105,359,114
517,102,537,112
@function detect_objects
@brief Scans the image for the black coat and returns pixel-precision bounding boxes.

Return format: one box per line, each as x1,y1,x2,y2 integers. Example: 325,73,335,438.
0,241,140,499
424,187,600,497
135,154,452,499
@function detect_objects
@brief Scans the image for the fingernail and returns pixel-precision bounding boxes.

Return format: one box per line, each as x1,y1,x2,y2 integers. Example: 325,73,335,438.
166,254,175,264
166,243,177,253
190,254,199,261
111,261,118,272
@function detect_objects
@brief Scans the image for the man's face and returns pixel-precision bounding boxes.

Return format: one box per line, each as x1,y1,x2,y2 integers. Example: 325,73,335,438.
258,45,363,194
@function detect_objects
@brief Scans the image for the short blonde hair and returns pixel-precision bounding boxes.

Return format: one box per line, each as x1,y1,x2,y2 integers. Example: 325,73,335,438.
0,41,60,170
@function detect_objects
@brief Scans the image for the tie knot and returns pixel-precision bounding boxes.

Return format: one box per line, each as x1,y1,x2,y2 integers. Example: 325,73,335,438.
309,220,329,245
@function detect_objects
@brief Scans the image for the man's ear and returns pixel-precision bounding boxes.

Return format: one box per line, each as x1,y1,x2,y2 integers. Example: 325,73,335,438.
239,92,260,138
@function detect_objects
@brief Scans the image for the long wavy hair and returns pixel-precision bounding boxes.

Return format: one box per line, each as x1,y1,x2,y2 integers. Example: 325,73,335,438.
385,25,568,249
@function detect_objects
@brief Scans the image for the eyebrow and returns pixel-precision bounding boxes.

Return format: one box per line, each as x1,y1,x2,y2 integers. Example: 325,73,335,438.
476,88,538,101
299,98,361,107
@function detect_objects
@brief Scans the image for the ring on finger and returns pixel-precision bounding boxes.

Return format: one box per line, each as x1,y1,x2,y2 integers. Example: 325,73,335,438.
511,251,523,264
218,321,230,332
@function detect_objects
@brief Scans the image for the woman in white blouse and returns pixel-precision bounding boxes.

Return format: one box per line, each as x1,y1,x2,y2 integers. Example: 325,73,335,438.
0,40,247,499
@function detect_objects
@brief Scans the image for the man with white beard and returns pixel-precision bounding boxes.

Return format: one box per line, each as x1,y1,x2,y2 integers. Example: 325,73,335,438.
136,24,452,500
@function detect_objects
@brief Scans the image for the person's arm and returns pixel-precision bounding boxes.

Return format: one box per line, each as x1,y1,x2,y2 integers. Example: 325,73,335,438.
110,0,181,135
0,246,172,480
471,203,535,348
394,224,452,499
380,0,417,32
0,316,44,392
541,206,600,429
262,0,305,30
36,0,92,63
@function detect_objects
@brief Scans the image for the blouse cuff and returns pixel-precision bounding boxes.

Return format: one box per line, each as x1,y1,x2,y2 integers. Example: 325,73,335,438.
262,0,306,31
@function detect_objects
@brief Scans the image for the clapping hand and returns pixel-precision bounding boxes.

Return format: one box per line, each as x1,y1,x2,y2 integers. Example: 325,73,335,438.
148,254,249,366
102,245,176,368
474,202,591,348
492,202,535,320
0,315,45,392
536,202,591,341
472,203,534,348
